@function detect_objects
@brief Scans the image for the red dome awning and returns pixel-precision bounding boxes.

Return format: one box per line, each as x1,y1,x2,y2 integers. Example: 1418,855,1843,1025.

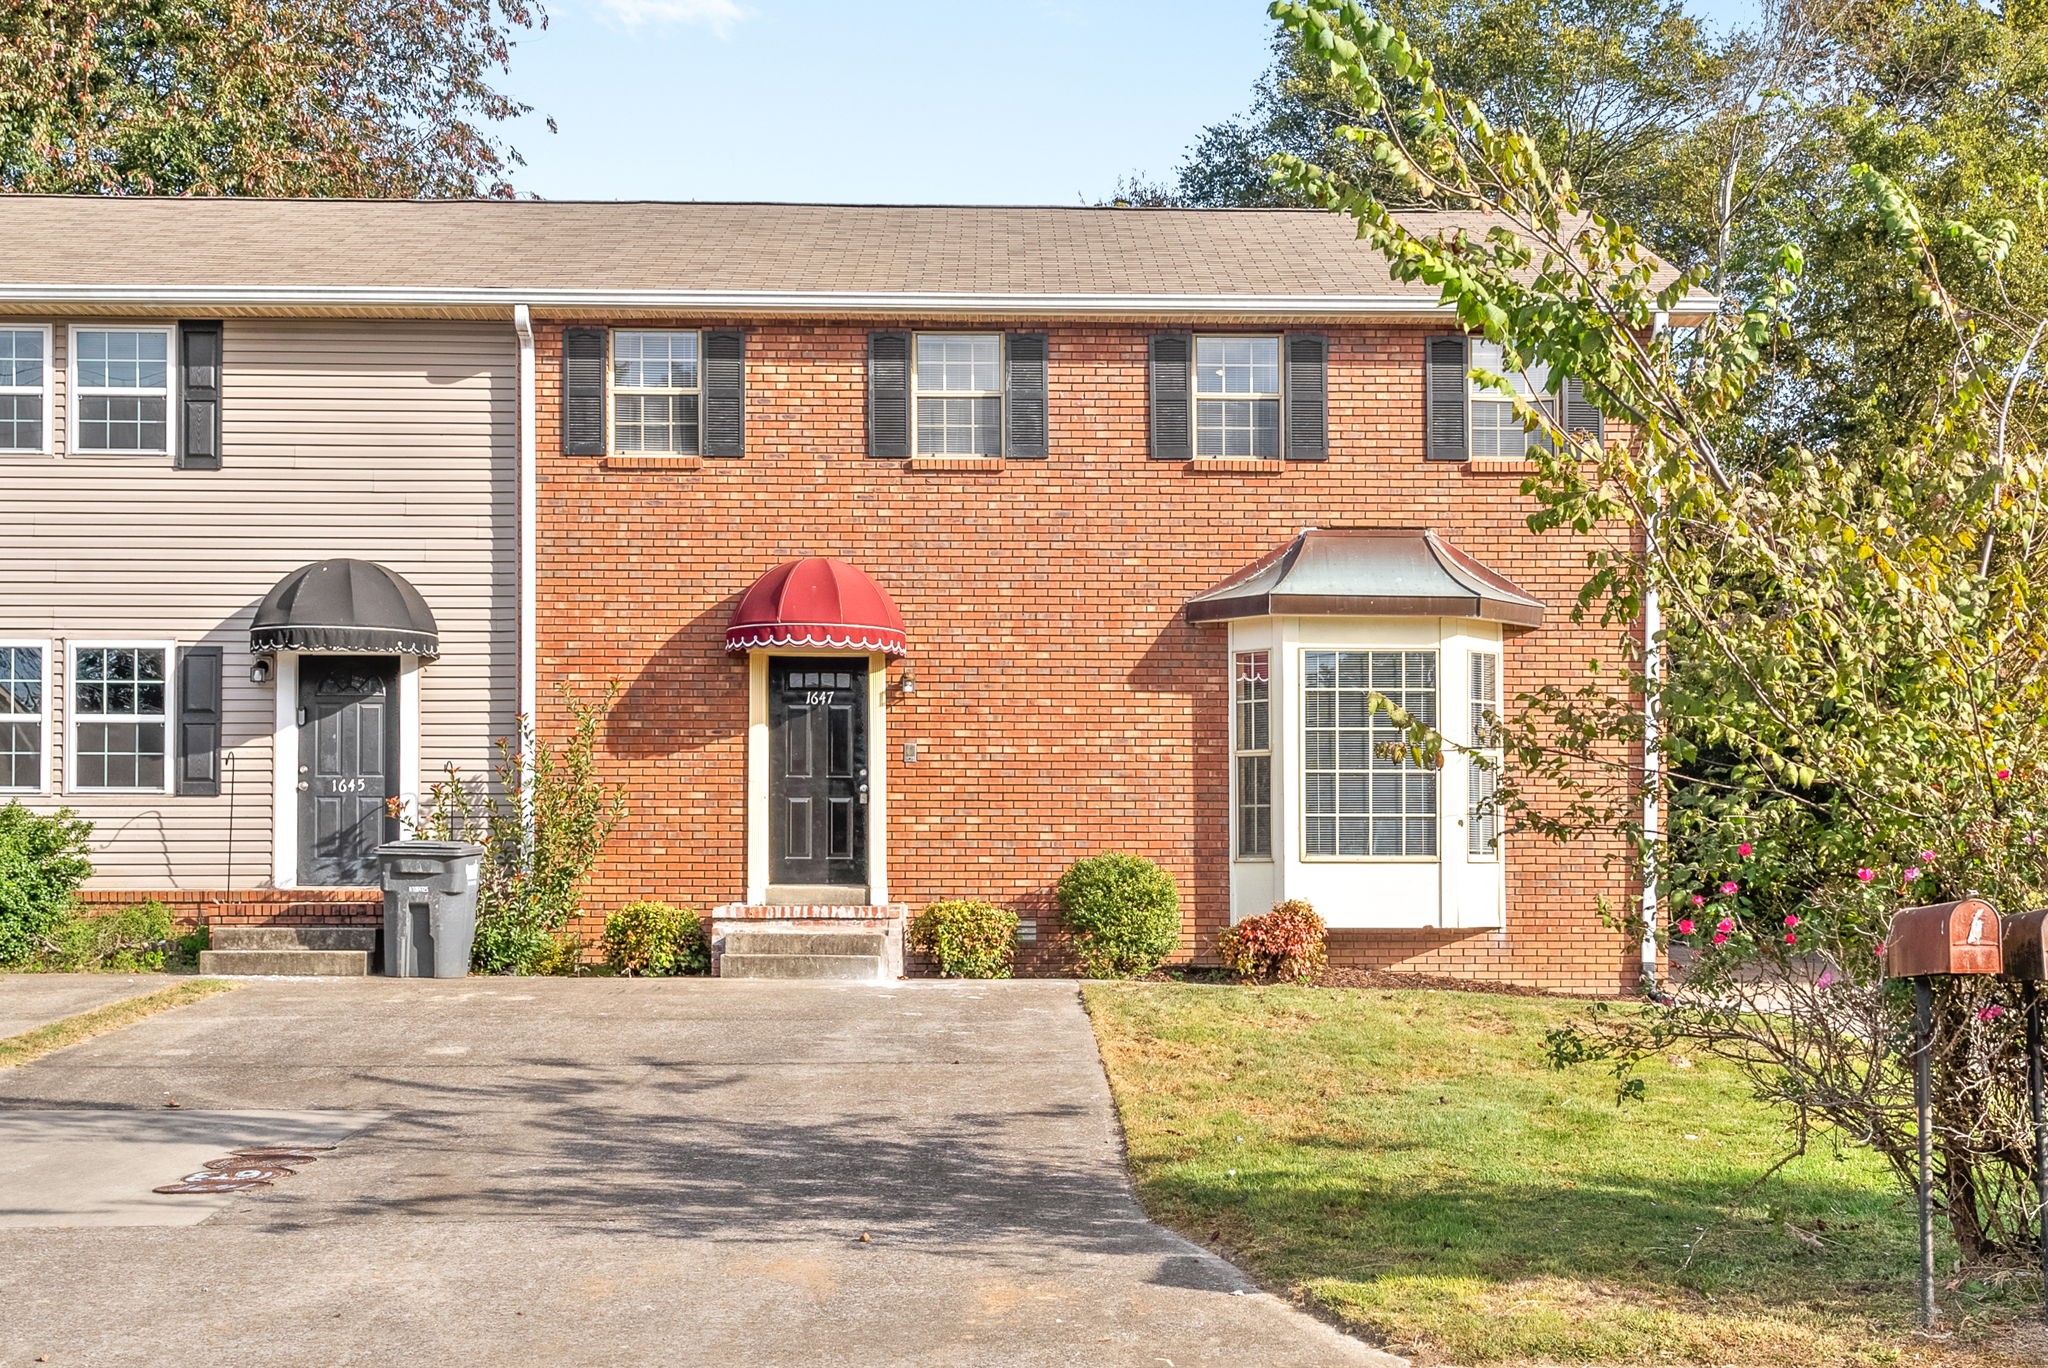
725,557,908,657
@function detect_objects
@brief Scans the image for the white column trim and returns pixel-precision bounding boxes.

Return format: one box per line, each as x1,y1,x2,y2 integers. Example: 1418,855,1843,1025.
271,652,298,888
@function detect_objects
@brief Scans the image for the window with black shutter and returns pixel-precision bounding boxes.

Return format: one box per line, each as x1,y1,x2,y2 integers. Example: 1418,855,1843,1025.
178,321,222,470
562,327,606,456
867,331,912,459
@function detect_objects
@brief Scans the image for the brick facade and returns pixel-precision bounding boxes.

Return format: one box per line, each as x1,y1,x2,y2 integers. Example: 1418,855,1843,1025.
536,317,1644,996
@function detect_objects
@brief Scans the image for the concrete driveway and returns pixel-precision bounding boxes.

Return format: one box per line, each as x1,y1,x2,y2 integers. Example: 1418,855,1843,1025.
0,973,166,1038
0,978,1395,1367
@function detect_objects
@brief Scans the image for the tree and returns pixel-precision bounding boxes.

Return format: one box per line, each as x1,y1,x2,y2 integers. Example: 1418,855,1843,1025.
1141,0,1725,226
1261,0,2048,1270
0,0,547,198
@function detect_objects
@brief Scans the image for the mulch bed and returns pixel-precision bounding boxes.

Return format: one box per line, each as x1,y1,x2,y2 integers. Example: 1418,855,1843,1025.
1144,963,1602,1000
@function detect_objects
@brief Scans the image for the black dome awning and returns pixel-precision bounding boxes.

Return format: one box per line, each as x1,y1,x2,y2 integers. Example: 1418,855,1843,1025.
250,559,439,658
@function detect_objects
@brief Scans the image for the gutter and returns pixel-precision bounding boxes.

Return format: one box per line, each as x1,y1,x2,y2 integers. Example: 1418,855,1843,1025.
513,304,537,821
0,282,1723,321
1641,310,1670,991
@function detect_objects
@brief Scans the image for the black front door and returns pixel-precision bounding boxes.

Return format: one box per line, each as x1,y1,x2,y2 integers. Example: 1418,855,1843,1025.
298,656,400,886
768,657,868,890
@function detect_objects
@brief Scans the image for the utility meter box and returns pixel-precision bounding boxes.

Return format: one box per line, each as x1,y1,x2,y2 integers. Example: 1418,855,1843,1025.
1884,898,2003,979
375,840,485,978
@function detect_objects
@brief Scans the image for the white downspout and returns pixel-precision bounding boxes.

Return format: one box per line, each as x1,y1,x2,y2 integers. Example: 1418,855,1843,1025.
513,305,537,820
1640,310,1669,991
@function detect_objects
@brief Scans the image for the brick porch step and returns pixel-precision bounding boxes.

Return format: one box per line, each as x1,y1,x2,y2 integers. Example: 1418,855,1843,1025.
718,950,891,982
710,903,908,980
198,925,377,976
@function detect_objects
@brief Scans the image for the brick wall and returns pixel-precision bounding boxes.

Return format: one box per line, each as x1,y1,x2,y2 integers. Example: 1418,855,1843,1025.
535,318,1643,996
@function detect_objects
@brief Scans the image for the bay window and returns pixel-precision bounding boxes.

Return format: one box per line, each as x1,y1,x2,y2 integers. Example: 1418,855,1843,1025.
1302,649,1438,857
1234,651,1271,859
1468,649,1502,855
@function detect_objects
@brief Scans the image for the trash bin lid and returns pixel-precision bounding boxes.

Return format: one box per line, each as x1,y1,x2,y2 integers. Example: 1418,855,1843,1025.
375,840,485,860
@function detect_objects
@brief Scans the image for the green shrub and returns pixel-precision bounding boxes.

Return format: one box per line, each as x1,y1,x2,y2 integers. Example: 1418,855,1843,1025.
530,929,588,977
907,899,1019,978
1217,899,1329,985
1056,852,1182,978
601,900,709,977
38,901,176,973
0,802,95,967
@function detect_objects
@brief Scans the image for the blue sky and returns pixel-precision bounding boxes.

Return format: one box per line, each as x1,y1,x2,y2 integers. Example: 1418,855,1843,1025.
504,0,1757,204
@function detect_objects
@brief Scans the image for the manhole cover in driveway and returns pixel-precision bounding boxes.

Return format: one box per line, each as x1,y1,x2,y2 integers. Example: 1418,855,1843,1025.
0,1110,378,1227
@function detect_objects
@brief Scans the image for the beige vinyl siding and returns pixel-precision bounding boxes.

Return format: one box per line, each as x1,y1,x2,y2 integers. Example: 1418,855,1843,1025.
0,319,515,890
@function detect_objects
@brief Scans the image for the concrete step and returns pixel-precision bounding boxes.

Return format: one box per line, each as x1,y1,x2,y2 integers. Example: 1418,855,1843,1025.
197,949,372,977
209,925,378,953
718,952,889,982
722,930,888,958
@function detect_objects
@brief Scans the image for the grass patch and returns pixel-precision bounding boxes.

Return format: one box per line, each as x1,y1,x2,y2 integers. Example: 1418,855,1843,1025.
0,978,236,1070
1084,981,2042,1367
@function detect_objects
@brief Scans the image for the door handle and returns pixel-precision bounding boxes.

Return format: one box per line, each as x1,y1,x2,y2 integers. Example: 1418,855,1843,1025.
857,783,869,805
297,781,310,792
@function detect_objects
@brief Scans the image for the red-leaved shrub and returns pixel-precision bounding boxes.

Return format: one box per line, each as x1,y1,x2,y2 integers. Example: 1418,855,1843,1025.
1217,899,1328,984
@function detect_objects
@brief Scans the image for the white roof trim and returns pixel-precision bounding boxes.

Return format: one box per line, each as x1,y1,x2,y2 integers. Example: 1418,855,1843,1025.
0,283,1722,317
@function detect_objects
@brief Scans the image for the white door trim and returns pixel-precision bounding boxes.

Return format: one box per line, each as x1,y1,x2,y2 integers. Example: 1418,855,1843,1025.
744,649,887,905
270,651,422,890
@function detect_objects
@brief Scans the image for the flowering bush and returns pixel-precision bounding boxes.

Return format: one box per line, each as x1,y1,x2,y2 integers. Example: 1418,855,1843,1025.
1217,900,1328,985
907,899,1019,979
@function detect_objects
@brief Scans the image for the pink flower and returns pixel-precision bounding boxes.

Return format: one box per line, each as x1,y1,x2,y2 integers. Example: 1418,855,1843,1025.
1737,842,1754,857
1857,868,1875,882
1712,932,1728,946
1904,866,1922,881
1716,918,1735,934
1817,968,1837,990
1979,1005,2007,1023
1919,849,1936,864
1784,932,1798,944
1720,880,1740,896
1690,893,1706,907
1676,918,1695,935
1783,914,1800,929
1997,767,2012,781
1875,942,1886,958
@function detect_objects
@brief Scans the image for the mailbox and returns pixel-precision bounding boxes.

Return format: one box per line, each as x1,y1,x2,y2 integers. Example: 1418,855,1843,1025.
1884,898,2003,979
2003,910,2048,983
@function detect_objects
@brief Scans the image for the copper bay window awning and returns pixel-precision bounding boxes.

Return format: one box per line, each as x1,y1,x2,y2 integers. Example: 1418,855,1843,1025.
1186,528,1545,630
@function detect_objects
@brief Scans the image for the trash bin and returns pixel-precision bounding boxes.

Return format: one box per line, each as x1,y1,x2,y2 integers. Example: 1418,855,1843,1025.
375,840,485,977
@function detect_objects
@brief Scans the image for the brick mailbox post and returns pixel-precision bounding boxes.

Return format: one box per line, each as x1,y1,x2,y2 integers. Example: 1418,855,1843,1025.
1884,898,2004,1328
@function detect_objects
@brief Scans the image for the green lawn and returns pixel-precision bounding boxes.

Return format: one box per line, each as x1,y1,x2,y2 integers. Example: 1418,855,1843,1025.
1084,982,2039,1367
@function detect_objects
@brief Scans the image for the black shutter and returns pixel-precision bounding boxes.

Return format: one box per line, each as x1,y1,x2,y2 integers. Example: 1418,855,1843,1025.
703,329,745,457
178,321,222,470
1283,332,1328,461
1562,375,1605,443
1149,333,1193,460
1425,334,1470,461
1004,332,1048,459
177,646,222,797
562,327,606,456
868,331,911,459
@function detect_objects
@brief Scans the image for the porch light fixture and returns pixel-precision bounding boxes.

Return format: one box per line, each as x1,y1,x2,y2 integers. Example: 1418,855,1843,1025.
249,657,274,685
893,665,917,698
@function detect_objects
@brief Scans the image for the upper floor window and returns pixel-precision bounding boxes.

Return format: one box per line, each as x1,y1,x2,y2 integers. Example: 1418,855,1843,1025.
1304,649,1438,858
71,644,170,792
1468,340,1554,459
1195,336,1280,458
73,327,172,454
611,330,700,455
0,643,46,792
0,328,49,452
914,334,1002,456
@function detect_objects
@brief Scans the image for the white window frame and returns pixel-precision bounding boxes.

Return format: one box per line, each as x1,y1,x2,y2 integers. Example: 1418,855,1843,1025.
607,328,702,457
0,325,53,454
67,639,176,795
912,332,1005,457
68,324,177,457
1468,339,1558,460
1232,650,1273,862
1297,645,1441,863
1467,648,1503,860
1194,333,1283,460
0,638,51,794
